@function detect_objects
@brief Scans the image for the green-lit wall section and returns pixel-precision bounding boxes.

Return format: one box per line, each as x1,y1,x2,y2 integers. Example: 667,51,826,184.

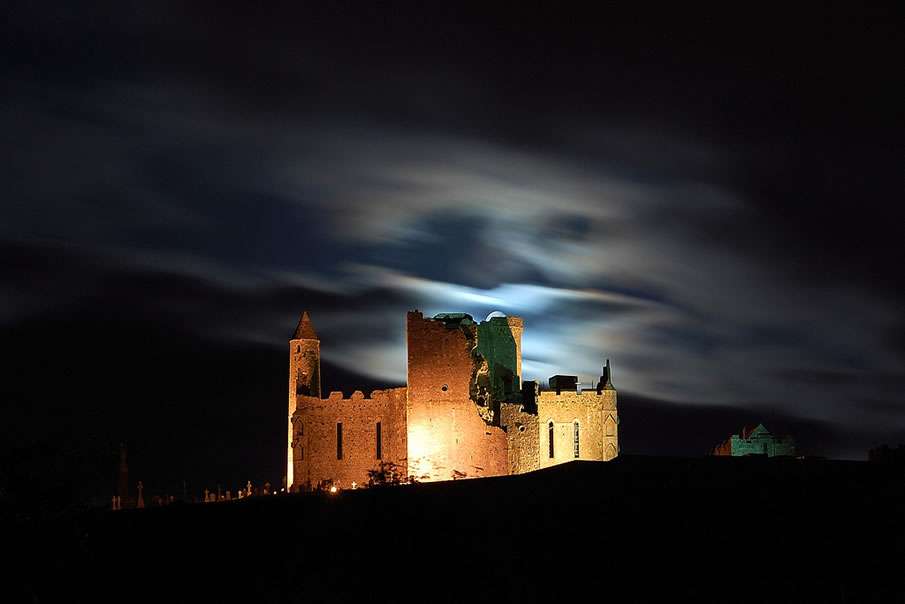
712,423,796,457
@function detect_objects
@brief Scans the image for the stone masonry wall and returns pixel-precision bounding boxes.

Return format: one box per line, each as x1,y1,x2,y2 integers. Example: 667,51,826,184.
291,388,407,490
406,312,508,481
537,389,618,469
500,402,540,475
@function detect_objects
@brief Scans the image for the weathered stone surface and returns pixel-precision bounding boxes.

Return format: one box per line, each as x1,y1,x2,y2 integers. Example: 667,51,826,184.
537,389,619,468
292,388,407,490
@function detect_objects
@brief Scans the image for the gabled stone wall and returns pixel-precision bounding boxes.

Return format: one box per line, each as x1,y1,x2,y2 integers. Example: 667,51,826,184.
537,389,618,468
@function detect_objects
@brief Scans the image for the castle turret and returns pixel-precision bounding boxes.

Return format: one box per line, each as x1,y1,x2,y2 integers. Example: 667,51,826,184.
596,359,618,460
596,359,615,393
288,311,321,490
507,316,523,388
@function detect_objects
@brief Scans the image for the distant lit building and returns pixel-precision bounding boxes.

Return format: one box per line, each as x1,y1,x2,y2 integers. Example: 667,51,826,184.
711,423,795,457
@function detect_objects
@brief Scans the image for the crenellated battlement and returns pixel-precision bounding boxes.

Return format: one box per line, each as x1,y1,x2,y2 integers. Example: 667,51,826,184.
323,388,407,402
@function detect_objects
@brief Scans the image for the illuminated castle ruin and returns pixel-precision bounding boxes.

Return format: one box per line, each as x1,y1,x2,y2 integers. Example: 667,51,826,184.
287,311,619,490
711,423,796,457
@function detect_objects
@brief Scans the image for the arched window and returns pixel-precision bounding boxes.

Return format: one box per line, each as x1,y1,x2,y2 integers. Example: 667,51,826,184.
573,422,580,458
548,421,555,458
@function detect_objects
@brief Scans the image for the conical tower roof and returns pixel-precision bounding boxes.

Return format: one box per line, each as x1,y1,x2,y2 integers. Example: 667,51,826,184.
292,311,319,340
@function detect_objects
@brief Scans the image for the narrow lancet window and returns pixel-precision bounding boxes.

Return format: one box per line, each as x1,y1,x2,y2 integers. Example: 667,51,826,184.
376,422,382,460
337,422,343,460
548,421,555,458
573,422,580,458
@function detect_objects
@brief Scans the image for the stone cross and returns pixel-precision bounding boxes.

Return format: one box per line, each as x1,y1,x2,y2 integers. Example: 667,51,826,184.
137,481,144,509
112,495,118,510
204,489,210,502
246,481,252,497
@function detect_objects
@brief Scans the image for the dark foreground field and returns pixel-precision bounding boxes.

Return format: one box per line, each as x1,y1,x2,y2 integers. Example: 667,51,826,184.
8,456,905,603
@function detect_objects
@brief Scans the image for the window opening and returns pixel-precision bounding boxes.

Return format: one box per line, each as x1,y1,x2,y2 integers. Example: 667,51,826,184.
548,421,555,458
573,422,580,458
376,422,382,460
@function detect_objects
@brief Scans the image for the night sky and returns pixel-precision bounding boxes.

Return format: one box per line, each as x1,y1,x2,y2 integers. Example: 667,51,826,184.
3,6,904,505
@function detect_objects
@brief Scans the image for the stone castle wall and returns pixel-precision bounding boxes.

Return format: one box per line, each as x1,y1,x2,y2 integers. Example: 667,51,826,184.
537,389,618,468
291,388,407,490
500,402,540,475
406,311,509,481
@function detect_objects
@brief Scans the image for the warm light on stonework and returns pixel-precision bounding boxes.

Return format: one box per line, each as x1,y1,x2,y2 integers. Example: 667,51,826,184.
406,421,433,481
287,310,618,491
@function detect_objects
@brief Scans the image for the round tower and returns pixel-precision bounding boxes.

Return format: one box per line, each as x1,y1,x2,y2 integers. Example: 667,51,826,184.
506,316,524,387
288,311,320,490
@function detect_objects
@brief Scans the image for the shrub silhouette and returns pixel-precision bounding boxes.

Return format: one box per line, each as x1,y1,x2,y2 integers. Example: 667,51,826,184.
366,462,407,487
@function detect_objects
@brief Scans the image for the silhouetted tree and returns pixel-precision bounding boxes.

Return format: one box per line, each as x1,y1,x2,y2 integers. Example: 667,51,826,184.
366,462,407,487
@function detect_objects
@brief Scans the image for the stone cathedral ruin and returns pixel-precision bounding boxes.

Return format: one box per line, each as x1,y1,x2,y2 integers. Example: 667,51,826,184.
287,310,619,490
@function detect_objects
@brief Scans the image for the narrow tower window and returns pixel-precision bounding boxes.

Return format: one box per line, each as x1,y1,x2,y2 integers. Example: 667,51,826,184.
573,422,580,458
376,422,382,460
548,421,555,458
337,423,343,460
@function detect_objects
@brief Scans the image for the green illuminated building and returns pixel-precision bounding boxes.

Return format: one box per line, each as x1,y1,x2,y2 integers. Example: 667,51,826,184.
711,423,795,457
